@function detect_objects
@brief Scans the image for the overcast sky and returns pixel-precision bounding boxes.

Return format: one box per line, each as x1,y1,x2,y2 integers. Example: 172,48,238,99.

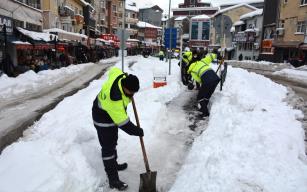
134,0,263,15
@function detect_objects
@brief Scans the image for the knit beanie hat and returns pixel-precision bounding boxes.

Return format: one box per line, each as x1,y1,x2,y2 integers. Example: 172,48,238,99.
122,74,140,92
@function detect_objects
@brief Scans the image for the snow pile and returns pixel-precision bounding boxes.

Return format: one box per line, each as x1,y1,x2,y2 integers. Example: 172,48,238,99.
0,64,93,99
170,66,307,192
240,9,263,20
274,68,307,84
0,55,306,192
227,60,293,71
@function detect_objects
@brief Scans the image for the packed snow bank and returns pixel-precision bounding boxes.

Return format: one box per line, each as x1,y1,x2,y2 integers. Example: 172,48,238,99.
169,66,307,192
273,68,307,84
227,60,293,71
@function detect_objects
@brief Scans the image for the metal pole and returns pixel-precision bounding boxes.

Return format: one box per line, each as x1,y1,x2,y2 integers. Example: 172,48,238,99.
168,0,172,75
179,25,183,68
121,0,126,72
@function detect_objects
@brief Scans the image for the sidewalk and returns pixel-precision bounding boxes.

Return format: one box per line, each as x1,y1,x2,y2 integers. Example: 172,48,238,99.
0,63,113,153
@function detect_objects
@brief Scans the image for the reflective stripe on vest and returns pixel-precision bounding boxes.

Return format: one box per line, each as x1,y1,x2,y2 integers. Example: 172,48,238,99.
93,120,116,127
102,154,116,160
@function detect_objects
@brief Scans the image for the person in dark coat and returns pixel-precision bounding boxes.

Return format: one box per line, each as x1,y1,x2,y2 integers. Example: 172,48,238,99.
92,67,144,191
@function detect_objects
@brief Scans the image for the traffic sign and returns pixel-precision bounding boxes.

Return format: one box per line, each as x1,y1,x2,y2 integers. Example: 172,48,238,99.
164,28,177,48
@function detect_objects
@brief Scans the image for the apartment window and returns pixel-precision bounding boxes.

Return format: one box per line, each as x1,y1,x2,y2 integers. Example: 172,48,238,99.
191,22,198,39
301,0,307,5
279,20,285,28
202,22,210,40
112,5,117,12
297,21,306,33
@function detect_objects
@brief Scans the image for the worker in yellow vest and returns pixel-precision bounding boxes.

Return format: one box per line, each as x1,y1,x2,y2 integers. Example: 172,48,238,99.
180,48,200,85
187,48,220,116
92,67,144,190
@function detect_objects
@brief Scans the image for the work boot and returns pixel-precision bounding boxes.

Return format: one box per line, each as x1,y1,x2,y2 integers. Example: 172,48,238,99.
109,180,128,191
198,100,210,117
117,162,128,171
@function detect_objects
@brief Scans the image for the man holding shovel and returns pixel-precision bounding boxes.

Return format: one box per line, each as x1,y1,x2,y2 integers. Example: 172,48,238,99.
187,48,220,117
92,67,144,190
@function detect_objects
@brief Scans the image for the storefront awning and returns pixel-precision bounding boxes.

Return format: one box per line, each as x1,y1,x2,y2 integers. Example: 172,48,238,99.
17,27,57,42
299,44,307,50
273,41,302,48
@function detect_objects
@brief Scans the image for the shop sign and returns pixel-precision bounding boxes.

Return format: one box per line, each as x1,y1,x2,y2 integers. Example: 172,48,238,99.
0,15,13,34
262,39,273,49
189,40,209,47
234,33,247,42
100,34,120,42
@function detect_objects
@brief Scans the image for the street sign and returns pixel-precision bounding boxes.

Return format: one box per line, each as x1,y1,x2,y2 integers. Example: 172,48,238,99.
164,28,177,48
116,29,130,42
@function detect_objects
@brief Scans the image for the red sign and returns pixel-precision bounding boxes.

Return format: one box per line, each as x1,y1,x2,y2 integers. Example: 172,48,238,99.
144,28,157,39
100,34,120,42
262,40,273,49
189,40,209,47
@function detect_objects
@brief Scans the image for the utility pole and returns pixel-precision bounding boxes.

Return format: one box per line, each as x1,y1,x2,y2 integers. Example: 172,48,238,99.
168,0,172,75
121,0,126,71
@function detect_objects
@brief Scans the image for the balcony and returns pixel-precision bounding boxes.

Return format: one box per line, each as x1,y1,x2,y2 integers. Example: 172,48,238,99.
75,14,84,25
126,17,138,24
58,6,75,17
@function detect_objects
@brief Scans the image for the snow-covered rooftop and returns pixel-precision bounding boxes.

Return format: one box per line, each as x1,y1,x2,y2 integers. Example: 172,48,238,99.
137,21,162,29
175,16,187,21
43,28,87,39
126,0,139,12
233,20,245,26
191,14,210,20
214,3,258,16
17,27,57,42
240,9,263,20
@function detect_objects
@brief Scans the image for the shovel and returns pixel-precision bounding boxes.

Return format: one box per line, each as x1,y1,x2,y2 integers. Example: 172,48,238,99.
131,97,157,192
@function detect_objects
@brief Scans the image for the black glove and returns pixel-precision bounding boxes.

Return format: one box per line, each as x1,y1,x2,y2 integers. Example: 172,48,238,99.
187,81,195,90
119,121,144,137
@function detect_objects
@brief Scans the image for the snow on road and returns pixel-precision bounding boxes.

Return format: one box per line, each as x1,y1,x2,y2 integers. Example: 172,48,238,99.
0,56,306,192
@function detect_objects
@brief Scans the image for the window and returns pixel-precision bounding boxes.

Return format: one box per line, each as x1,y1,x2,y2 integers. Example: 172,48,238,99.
202,22,210,40
301,0,307,5
112,5,117,12
297,21,306,33
191,22,198,39
279,20,285,28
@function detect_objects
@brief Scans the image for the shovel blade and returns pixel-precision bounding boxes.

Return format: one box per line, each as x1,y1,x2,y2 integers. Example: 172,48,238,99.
139,171,157,192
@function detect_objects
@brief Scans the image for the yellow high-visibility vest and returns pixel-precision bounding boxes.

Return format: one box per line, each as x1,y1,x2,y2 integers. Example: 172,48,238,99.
97,67,131,126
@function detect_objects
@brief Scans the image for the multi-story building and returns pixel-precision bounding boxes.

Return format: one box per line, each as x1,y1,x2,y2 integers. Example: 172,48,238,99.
54,0,86,33
259,0,279,61
273,0,307,65
172,0,218,17
125,1,138,39
210,3,258,58
189,15,211,48
0,0,43,32
233,9,263,60
105,0,122,34
139,5,163,27
93,0,106,34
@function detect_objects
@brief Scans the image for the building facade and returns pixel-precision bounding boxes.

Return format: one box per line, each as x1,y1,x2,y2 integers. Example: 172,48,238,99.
172,0,218,17
273,0,307,65
139,5,163,27
233,9,263,60
125,1,138,39
189,15,210,48
0,0,43,32
210,4,258,58
259,0,279,61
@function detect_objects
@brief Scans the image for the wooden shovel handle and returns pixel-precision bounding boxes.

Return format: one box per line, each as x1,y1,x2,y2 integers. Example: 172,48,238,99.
131,97,151,173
